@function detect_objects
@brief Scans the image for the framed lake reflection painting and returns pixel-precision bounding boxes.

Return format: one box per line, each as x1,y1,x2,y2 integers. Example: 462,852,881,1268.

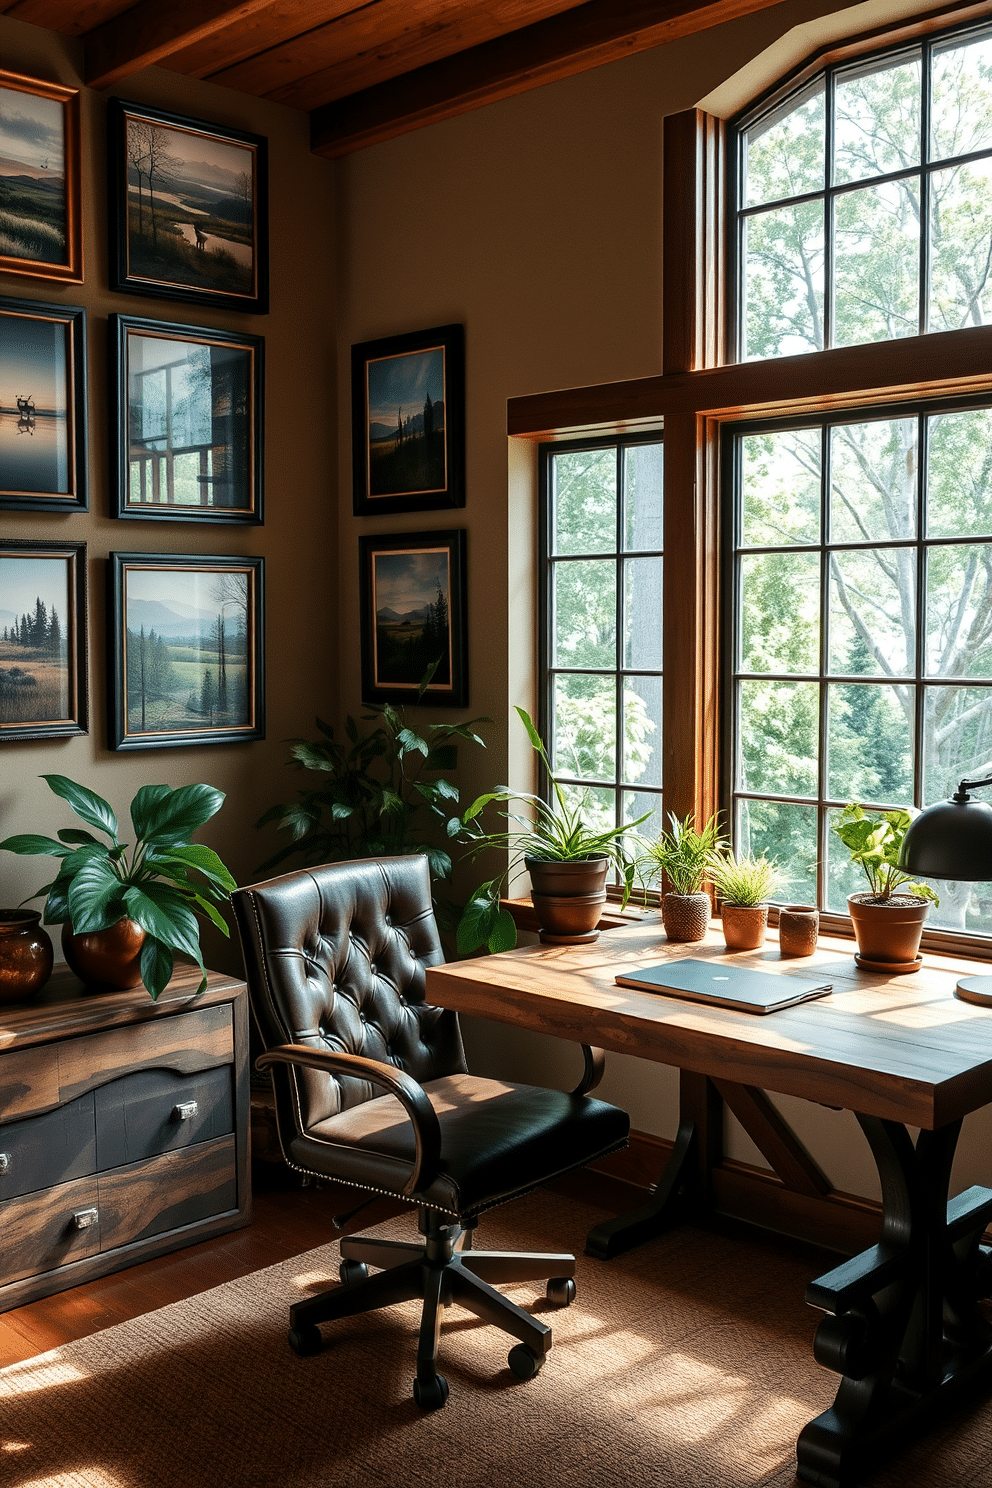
0,71,82,284
108,98,269,315
109,553,264,750
359,530,467,707
0,298,86,512
352,324,464,515
0,540,87,741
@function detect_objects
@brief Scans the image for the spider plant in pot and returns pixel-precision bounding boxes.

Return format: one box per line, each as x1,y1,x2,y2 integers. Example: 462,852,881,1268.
636,812,726,943
709,849,783,952
832,804,939,972
455,708,647,953
0,775,236,999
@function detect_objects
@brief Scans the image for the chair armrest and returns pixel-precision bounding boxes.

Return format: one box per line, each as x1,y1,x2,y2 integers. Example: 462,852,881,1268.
572,1045,606,1096
256,1043,442,1197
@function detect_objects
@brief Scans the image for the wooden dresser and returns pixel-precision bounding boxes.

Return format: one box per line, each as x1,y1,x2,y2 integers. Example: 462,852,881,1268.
0,961,250,1312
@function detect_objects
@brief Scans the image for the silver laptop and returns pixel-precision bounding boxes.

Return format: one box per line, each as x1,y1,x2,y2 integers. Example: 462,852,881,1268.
614,958,832,1014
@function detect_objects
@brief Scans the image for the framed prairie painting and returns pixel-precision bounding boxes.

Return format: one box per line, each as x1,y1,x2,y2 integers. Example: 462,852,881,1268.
0,297,87,512
352,324,465,515
108,553,264,750
0,71,82,284
0,540,87,741
110,314,263,522
359,529,467,707
107,98,268,315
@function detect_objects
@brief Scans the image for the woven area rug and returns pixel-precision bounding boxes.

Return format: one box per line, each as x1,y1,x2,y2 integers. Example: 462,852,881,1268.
1,1189,990,1488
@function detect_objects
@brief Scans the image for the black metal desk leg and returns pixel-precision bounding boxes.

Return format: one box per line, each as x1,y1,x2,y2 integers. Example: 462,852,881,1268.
797,1115,992,1488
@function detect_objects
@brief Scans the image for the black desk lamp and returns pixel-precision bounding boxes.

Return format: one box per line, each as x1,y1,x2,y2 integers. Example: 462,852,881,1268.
898,773,992,1005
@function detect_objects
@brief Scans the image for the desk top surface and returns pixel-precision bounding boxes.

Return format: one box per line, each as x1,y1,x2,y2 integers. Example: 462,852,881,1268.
425,924,992,1129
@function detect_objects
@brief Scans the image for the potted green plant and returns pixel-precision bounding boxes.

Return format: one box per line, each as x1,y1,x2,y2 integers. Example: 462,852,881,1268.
455,708,647,953
832,804,939,972
636,812,726,943
709,849,783,951
0,774,236,999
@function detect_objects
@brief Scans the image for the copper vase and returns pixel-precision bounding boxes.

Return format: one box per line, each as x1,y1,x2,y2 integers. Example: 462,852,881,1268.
0,908,54,1005
61,917,146,992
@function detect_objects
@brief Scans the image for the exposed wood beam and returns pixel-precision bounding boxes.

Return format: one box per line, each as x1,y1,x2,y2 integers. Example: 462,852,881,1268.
309,0,789,156
84,0,282,89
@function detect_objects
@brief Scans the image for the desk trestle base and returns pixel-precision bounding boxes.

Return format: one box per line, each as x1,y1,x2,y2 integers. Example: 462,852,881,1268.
585,1116,701,1260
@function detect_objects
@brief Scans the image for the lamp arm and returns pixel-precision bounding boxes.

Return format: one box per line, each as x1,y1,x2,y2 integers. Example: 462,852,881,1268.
954,774,992,802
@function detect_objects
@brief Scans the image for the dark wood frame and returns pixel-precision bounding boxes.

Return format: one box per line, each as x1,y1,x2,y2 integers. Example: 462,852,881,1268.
107,551,264,751
0,538,88,742
107,98,269,315
359,528,467,706
0,297,87,513
351,323,465,515
109,314,264,524
0,70,82,285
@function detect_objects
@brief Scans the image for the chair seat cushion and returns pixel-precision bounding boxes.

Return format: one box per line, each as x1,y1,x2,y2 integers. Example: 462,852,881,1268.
289,1072,629,1217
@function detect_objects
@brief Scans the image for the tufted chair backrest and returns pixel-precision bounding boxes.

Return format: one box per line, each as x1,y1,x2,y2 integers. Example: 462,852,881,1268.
232,856,467,1136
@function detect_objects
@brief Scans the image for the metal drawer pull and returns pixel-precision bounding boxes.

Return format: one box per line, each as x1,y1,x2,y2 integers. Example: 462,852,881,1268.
174,1101,199,1121
0,1153,9,1173
73,1208,99,1230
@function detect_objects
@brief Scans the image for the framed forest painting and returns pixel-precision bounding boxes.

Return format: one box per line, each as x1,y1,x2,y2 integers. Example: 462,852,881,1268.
0,540,87,740
359,529,467,707
108,552,264,750
0,71,82,284
352,324,464,515
108,98,268,314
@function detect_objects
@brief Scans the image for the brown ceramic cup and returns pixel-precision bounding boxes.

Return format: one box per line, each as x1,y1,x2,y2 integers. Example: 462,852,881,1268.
778,904,819,957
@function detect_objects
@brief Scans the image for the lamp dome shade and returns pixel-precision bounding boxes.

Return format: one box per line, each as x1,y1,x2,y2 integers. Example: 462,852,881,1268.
898,797,992,881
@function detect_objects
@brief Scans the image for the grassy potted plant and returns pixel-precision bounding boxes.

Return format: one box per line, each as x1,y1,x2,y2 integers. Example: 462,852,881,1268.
636,811,726,943
455,708,647,953
832,804,939,972
709,848,783,951
0,774,236,999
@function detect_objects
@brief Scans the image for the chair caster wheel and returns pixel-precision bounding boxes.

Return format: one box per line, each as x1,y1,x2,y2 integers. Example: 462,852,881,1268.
339,1260,369,1286
413,1373,449,1410
546,1276,576,1307
288,1324,322,1356
508,1344,545,1380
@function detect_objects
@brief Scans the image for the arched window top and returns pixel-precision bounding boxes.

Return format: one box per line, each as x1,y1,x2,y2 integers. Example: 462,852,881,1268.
734,19,992,360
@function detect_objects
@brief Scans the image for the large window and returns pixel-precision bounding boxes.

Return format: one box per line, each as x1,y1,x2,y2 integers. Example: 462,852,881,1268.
540,436,664,864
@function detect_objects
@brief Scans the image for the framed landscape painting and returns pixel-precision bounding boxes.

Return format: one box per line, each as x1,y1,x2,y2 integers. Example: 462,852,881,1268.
108,98,268,314
352,324,464,515
359,529,467,706
108,553,264,750
0,71,82,284
0,298,87,512
0,540,87,741
110,314,263,522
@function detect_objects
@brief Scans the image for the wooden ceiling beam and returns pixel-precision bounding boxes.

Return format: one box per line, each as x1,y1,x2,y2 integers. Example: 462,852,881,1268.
84,0,282,89
309,0,787,156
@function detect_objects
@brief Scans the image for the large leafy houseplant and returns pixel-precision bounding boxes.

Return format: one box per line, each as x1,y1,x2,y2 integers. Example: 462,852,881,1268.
832,804,939,971
0,775,236,999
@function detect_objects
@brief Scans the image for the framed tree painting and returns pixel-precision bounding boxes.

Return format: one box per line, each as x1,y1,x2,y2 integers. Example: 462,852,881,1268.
0,71,82,284
0,297,87,512
108,553,264,750
0,540,87,741
359,529,467,707
352,324,465,515
107,98,268,314
110,314,263,523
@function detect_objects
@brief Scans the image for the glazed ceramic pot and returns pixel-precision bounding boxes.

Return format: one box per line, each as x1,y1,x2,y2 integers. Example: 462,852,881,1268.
720,902,769,951
662,892,711,943
526,856,609,944
847,894,930,973
0,908,54,1004
61,917,146,991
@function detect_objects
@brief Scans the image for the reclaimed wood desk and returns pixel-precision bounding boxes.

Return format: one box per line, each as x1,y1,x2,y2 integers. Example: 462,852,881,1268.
426,923,992,1488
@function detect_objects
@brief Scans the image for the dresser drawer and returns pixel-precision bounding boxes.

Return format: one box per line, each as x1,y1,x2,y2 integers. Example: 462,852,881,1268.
95,1065,233,1168
0,1175,101,1286
97,1136,237,1250
58,1004,233,1105
0,1093,97,1200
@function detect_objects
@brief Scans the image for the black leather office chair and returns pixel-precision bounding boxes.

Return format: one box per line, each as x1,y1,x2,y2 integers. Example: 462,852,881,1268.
232,855,629,1408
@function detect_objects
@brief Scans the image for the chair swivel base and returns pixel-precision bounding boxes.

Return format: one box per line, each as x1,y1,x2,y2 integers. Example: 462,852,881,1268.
287,1215,577,1408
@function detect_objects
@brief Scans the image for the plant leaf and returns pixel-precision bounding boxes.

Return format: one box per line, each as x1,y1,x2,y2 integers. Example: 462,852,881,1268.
145,843,237,895
486,907,517,954
41,775,119,840
66,857,128,934
122,883,202,962
0,833,73,858
139,936,173,1001
133,783,226,845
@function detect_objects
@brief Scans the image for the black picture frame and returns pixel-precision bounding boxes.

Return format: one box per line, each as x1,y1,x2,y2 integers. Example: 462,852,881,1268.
107,98,269,315
359,529,467,707
352,324,465,515
110,314,264,523
0,70,82,285
108,552,264,750
0,297,87,512
0,539,87,741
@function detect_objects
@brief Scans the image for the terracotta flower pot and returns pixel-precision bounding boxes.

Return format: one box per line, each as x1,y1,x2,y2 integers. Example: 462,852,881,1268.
720,902,768,951
0,908,54,1004
61,917,146,991
662,892,711,943
526,856,609,944
847,893,930,973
